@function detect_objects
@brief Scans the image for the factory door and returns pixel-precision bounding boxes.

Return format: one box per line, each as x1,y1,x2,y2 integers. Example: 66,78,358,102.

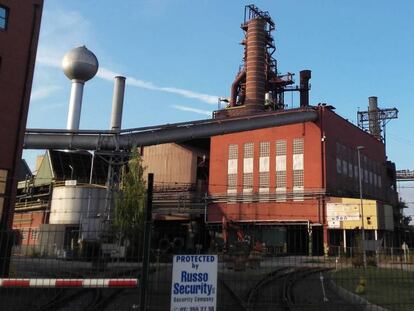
312,226,324,256
286,225,307,255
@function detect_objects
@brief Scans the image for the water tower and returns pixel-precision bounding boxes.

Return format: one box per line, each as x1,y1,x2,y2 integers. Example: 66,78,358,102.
62,46,99,130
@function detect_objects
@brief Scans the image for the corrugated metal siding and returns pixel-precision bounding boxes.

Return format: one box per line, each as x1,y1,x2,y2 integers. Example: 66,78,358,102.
142,143,197,186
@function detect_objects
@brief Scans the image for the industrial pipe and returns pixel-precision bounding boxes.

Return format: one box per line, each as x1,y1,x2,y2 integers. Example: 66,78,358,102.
24,109,318,150
110,76,126,131
299,70,311,107
229,69,246,107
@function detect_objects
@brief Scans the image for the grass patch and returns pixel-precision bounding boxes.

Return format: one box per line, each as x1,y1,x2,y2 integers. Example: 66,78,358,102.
332,267,414,311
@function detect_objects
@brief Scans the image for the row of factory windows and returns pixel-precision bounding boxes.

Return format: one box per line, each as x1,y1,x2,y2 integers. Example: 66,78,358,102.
336,143,383,189
227,139,305,201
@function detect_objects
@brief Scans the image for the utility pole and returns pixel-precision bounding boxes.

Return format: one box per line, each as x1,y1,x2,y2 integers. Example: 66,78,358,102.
140,173,153,311
357,146,367,268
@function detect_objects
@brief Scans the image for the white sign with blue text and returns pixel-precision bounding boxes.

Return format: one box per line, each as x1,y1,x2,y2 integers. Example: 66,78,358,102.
170,255,218,311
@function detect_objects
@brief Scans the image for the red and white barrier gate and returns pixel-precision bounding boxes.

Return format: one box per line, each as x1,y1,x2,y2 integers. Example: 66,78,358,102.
0,278,138,288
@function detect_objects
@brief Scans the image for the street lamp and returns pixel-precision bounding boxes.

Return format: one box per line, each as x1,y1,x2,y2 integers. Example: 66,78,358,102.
69,165,74,180
357,146,367,268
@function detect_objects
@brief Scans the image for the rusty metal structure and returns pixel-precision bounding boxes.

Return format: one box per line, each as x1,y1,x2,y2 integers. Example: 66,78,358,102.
224,5,310,118
357,96,398,148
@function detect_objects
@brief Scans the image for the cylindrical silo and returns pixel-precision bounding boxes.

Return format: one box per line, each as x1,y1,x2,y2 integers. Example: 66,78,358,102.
245,18,267,112
49,185,107,226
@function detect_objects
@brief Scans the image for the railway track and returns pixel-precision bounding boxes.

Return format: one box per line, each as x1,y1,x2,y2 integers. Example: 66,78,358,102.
219,266,335,311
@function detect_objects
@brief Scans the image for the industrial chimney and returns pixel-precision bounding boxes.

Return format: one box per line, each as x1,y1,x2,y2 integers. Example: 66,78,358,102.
245,17,267,112
62,46,99,130
110,76,126,131
219,4,296,120
299,70,311,107
368,96,381,139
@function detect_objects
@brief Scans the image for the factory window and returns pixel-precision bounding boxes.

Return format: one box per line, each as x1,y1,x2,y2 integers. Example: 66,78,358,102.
31,229,39,241
260,142,270,157
0,169,6,212
243,173,253,193
227,144,238,195
21,230,28,241
336,158,342,174
259,172,269,188
293,138,304,201
348,162,353,178
243,143,254,194
293,138,304,154
0,169,6,194
275,140,287,201
293,170,304,187
229,144,238,159
276,171,286,188
0,6,8,30
259,142,270,196
276,140,287,156
342,160,347,176
244,142,254,158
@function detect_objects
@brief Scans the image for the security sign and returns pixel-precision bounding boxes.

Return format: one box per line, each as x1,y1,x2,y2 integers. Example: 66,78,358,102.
170,255,218,311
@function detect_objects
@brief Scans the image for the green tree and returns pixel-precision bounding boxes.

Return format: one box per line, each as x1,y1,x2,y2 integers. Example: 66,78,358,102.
114,148,146,254
395,200,412,227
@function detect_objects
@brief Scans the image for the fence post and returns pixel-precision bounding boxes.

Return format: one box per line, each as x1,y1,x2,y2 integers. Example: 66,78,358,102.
140,173,153,311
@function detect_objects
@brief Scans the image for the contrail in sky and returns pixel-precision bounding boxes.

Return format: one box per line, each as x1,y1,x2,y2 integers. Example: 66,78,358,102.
37,57,218,105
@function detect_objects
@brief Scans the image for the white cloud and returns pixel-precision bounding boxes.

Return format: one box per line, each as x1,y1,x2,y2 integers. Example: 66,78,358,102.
31,85,61,101
172,105,212,116
37,102,65,111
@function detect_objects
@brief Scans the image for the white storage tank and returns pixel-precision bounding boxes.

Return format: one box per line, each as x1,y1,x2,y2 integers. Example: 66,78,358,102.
50,184,107,225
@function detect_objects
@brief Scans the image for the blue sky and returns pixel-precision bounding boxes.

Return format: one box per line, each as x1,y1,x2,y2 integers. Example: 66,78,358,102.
24,0,414,216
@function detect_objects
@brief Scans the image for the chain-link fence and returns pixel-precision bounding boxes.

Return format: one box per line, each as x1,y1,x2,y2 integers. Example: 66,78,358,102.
1,219,414,310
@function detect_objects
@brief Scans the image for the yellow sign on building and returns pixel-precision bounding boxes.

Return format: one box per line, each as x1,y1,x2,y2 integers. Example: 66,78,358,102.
327,198,379,230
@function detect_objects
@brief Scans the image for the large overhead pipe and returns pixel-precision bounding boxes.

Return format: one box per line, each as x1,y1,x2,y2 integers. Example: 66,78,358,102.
110,76,126,131
368,96,381,139
299,70,311,107
24,109,318,150
62,46,99,130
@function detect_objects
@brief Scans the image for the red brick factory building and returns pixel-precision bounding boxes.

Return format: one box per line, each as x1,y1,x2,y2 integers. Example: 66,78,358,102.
0,0,43,275
207,5,398,255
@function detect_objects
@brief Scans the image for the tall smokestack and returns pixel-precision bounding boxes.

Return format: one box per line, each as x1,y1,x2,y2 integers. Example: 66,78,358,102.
299,70,311,107
110,76,126,131
62,46,99,130
245,18,267,112
368,96,381,139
